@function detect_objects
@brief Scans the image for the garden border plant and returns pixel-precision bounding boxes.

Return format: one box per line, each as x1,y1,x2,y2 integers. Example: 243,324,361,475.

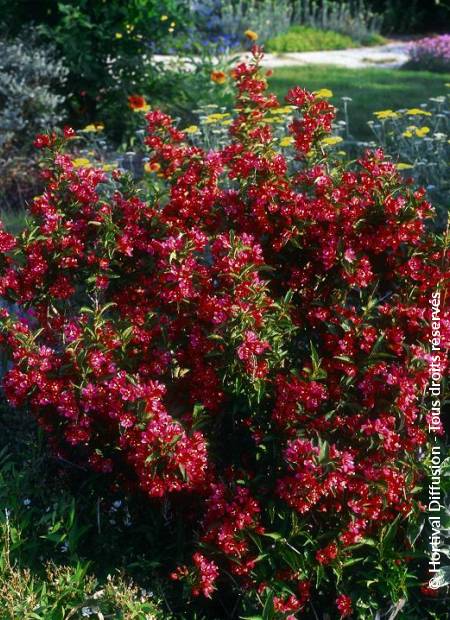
0,47,449,619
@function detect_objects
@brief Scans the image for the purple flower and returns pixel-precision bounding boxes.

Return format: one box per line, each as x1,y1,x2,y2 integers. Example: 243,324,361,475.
408,34,450,71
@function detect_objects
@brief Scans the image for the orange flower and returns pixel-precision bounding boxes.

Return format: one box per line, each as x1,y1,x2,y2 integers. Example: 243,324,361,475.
128,95,147,110
144,162,161,173
210,70,227,85
244,30,258,41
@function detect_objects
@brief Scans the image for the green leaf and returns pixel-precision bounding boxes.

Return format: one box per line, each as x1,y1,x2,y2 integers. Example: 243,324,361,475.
262,591,274,620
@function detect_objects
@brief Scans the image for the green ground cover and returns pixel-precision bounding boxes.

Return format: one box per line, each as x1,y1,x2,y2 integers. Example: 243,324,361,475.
269,65,450,139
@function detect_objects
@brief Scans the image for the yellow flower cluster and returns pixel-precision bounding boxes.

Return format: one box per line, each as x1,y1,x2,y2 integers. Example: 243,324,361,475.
402,125,431,138
314,88,333,99
405,108,432,116
279,136,294,147
204,112,231,124
72,158,91,168
373,110,399,120
81,123,105,133
184,125,200,134
269,106,296,115
374,107,433,121
321,136,343,146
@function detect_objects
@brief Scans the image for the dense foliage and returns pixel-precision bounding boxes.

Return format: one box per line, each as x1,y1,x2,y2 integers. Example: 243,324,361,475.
0,48,449,618
266,25,358,53
2,0,191,138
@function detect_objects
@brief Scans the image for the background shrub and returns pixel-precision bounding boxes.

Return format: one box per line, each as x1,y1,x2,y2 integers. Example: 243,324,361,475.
1,0,192,142
291,0,384,45
0,32,68,211
190,0,293,47
266,24,358,53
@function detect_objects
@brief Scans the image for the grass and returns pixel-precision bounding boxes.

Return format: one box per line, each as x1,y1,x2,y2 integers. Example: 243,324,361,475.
269,65,450,140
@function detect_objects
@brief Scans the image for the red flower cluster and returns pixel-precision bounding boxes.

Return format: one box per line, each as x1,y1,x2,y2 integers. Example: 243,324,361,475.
0,48,448,616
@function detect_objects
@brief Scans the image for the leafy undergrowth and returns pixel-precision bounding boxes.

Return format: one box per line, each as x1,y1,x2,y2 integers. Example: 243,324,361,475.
0,402,172,619
265,26,384,54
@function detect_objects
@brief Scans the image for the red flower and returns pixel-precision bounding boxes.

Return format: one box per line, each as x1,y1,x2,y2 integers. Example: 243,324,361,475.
336,594,353,618
128,94,147,110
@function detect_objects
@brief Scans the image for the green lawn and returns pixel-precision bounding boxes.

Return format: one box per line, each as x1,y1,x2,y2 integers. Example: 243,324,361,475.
269,65,450,140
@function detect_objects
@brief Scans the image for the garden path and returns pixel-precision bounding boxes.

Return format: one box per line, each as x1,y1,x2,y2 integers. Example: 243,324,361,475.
153,41,410,71
258,41,410,69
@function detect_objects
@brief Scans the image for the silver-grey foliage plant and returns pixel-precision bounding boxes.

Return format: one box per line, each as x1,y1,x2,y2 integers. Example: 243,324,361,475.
0,33,68,155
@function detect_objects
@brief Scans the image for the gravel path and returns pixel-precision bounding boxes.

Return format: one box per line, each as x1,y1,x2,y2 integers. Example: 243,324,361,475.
260,42,410,69
153,42,411,71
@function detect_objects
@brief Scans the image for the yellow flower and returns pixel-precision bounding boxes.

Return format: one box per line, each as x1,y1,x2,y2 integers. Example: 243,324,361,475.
279,136,294,147
204,113,230,124
184,125,200,134
221,119,232,126
402,130,413,138
72,158,91,168
374,110,398,120
81,123,104,133
321,136,343,146
115,32,123,39
102,163,117,172
244,29,258,41
405,108,432,116
396,163,414,170
314,88,333,99
269,106,295,115
134,103,151,113
160,15,169,21
144,162,161,173
415,126,430,137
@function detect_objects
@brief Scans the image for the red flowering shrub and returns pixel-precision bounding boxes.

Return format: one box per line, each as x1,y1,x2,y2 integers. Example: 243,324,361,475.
0,48,449,617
